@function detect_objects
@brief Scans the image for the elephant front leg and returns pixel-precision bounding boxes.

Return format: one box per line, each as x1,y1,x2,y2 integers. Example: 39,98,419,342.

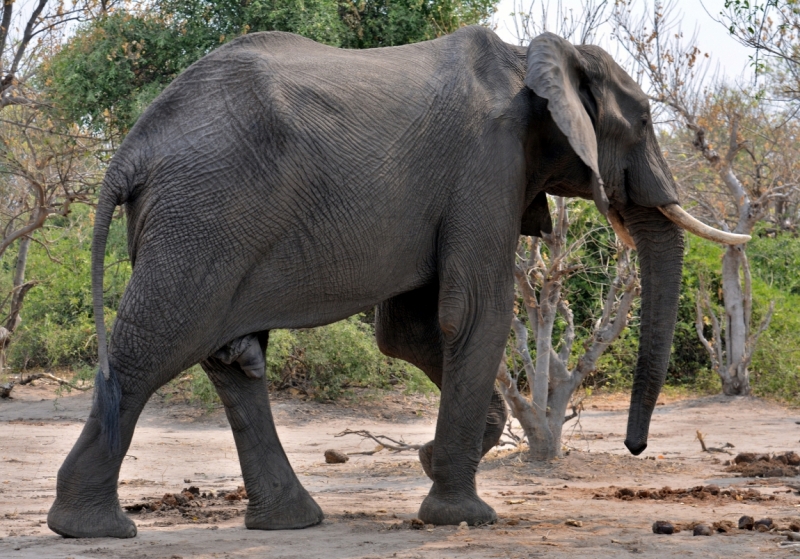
418,387,507,480
375,285,508,481
417,277,514,526
201,333,323,530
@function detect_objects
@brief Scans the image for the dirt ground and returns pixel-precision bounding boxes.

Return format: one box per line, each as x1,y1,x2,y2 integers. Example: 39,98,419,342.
1,382,799,558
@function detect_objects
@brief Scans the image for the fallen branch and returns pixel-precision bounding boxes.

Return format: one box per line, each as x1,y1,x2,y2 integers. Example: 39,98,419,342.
696,430,734,454
19,372,90,391
335,429,422,455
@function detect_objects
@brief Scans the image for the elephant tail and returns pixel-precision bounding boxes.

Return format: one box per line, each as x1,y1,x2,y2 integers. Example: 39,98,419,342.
92,173,125,455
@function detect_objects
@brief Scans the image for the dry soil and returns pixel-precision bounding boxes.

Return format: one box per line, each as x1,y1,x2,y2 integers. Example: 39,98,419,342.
1,382,799,558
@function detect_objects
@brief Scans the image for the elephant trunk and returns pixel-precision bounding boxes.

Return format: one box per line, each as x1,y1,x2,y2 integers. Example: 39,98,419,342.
620,204,684,455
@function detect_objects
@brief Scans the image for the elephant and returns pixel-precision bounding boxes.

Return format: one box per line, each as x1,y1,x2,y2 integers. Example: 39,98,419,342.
47,26,748,538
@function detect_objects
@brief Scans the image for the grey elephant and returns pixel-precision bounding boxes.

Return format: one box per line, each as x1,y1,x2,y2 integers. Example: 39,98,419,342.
47,27,747,538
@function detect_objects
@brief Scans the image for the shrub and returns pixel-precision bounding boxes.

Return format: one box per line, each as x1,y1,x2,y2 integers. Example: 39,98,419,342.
265,316,434,400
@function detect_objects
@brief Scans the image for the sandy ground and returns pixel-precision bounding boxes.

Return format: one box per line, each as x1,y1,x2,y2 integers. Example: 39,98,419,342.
0,382,799,558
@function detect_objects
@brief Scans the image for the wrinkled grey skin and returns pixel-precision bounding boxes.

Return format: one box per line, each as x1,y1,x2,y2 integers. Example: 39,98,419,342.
48,27,684,538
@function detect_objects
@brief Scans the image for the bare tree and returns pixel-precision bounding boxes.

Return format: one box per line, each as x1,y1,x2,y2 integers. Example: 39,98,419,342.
0,0,105,111
0,0,110,370
0,105,101,367
711,0,800,103
506,0,610,46
496,198,639,460
613,0,795,394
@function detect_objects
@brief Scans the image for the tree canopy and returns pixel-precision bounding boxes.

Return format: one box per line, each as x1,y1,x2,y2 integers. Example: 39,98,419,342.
42,0,497,136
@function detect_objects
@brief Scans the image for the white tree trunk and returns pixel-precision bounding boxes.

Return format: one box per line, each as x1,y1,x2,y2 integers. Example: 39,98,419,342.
498,198,639,461
720,246,749,394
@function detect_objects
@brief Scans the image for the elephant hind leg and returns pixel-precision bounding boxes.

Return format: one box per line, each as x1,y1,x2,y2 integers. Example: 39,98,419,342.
48,318,188,539
202,331,323,530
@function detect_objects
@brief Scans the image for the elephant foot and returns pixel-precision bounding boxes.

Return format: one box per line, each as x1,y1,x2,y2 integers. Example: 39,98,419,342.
417,486,497,526
245,486,324,530
418,441,434,480
48,497,137,538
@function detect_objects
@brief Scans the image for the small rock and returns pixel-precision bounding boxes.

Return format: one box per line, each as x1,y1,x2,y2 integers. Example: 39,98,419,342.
565,519,583,527
754,518,773,532
458,521,469,530
652,520,674,535
738,515,755,530
324,449,349,464
410,518,424,530
713,520,735,533
693,524,712,536
615,488,635,499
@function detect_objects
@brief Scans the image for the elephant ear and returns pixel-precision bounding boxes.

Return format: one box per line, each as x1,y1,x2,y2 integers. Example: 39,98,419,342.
520,192,553,237
526,32,608,216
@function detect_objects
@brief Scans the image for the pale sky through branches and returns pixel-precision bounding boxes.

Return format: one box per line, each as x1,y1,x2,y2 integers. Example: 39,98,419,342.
492,0,756,83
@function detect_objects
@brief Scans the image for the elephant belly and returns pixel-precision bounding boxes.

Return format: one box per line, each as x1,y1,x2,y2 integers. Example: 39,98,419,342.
225,231,436,331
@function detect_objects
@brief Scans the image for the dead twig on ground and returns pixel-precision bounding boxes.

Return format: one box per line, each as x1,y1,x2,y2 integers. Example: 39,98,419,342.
696,430,734,454
18,372,90,391
1,371,88,398
334,429,422,455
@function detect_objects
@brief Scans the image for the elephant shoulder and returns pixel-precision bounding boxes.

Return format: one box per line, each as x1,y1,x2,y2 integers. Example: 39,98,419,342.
448,27,525,81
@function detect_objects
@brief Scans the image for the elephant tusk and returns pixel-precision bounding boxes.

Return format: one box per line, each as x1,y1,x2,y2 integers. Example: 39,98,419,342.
658,204,751,245
607,207,636,250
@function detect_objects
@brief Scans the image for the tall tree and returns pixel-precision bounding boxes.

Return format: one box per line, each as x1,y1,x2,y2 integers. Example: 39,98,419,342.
43,0,498,137
0,105,101,363
1,0,104,369
716,0,799,104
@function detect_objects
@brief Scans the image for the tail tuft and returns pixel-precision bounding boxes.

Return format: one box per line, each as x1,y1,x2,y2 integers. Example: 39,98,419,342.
94,366,121,455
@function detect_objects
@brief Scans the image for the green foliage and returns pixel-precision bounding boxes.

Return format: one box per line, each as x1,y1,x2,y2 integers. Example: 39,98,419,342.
678,231,800,403
163,317,434,405
180,364,220,408
264,315,434,400
7,207,130,370
42,13,189,135
43,0,496,136
746,231,800,403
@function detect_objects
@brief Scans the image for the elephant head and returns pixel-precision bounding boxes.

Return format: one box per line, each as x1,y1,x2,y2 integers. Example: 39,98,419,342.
522,33,748,455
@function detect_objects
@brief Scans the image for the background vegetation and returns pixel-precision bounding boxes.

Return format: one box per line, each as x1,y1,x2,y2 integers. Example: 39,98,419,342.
1,0,798,409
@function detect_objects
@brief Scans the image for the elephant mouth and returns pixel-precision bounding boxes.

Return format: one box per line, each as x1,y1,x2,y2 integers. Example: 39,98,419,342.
608,203,750,249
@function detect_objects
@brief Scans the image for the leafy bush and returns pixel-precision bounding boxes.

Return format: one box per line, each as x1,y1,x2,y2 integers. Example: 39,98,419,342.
174,317,435,405
8,207,130,370
265,316,434,400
